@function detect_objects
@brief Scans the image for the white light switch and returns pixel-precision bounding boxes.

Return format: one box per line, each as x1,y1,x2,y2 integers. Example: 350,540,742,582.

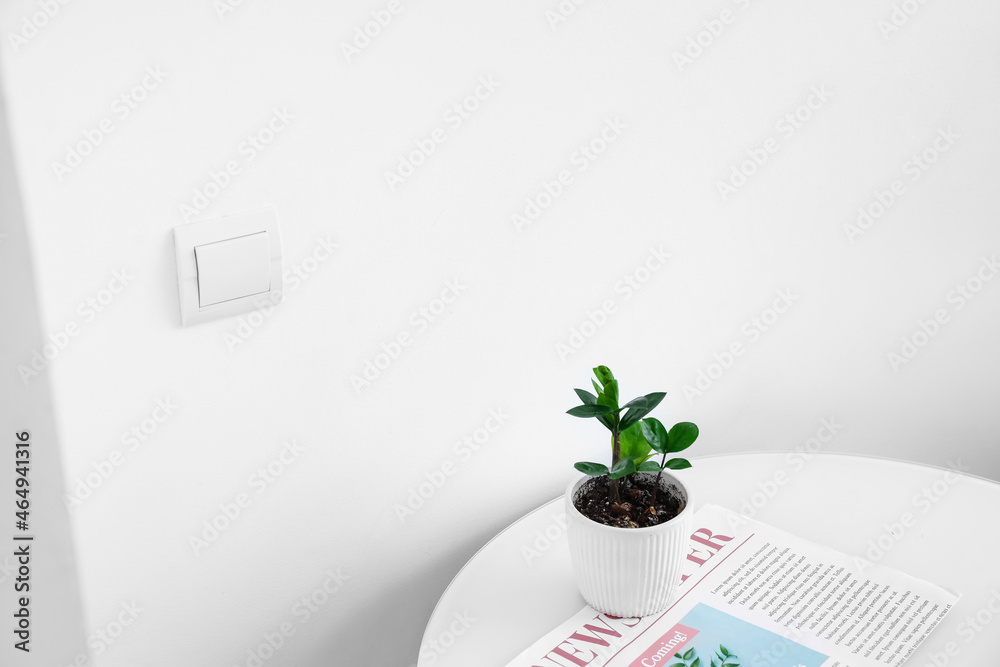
173,207,283,326
195,232,271,307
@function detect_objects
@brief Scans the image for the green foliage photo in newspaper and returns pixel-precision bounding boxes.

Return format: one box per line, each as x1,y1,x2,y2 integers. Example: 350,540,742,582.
670,644,739,667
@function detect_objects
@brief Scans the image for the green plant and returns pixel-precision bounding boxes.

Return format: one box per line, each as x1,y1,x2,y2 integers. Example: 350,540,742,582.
568,365,699,504
670,645,739,667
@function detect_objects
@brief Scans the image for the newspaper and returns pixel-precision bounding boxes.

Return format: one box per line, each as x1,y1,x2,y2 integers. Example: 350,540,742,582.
507,505,958,667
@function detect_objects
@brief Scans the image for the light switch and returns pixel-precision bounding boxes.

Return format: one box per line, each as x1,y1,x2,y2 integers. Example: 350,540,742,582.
173,207,283,326
195,232,271,307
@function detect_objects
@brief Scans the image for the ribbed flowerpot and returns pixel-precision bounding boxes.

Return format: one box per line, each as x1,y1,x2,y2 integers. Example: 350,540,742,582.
565,471,692,617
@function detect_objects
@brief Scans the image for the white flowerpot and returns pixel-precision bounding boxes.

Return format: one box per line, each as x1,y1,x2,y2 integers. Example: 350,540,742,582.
565,471,692,617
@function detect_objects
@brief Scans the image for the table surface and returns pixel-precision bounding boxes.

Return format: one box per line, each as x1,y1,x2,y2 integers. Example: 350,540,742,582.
418,453,1000,667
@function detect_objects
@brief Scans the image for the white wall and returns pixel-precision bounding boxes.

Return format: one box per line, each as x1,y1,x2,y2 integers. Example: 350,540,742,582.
1,0,999,665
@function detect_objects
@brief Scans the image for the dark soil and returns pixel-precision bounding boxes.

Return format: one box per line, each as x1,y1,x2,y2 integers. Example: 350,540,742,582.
574,475,684,528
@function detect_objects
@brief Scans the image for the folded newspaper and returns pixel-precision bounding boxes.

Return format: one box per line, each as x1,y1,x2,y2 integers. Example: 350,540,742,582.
507,505,957,667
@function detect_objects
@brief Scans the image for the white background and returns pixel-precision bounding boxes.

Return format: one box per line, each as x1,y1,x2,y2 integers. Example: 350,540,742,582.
1,0,998,665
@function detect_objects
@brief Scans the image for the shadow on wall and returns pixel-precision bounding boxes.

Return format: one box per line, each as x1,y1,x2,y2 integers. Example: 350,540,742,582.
0,76,89,665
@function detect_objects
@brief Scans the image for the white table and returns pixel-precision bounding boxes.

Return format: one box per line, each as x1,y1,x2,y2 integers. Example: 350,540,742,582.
418,453,1000,666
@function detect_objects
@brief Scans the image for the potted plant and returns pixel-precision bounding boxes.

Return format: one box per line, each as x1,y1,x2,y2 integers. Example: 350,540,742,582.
565,365,699,617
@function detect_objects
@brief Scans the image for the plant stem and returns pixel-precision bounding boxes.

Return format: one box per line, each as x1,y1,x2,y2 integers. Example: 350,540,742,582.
610,413,621,503
652,451,666,504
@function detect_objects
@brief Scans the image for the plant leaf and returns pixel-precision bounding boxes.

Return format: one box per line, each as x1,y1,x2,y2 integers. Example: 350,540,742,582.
719,646,729,657
574,461,609,476
604,379,619,409
593,365,615,387
665,458,692,470
596,386,618,413
592,378,603,396
620,395,647,410
637,461,661,472
620,422,652,465
618,409,641,431
608,457,635,480
640,417,669,454
619,392,666,430
619,406,650,431
640,391,666,412
691,656,701,667
567,404,612,418
578,389,613,430
667,422,699,452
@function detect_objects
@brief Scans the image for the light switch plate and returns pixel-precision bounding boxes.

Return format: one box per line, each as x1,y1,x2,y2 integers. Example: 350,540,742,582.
174,208,283,326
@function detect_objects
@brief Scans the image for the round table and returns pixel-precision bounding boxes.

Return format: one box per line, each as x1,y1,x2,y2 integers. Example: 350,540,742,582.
418,453,1000,667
